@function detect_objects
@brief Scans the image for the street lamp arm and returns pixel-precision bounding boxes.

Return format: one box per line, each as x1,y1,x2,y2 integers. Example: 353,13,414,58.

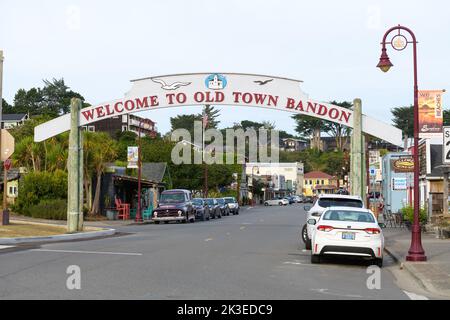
381,25,417,47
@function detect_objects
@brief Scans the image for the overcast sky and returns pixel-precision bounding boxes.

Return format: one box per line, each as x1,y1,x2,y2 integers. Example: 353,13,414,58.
1,0,449,135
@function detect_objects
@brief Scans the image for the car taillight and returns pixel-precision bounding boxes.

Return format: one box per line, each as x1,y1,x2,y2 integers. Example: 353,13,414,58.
317,225,334,232
365,228,381,234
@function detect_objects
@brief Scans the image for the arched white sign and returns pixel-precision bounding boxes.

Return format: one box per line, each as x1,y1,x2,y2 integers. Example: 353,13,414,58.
34,73,402,146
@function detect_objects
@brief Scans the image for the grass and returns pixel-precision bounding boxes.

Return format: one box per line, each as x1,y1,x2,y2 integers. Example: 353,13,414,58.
0,222,69,238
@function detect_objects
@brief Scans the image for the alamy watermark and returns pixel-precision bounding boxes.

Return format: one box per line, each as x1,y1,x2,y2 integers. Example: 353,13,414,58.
171,121,280,164
66,265,81,290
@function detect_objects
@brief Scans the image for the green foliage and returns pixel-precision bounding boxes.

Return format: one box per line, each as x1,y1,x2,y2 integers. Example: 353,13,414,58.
203,105,220,129
14,170,68,215
280,149,347,176
391,106,414,138
400,205,427,224
26,199,67,220
11,78,89,117
170,114,201,136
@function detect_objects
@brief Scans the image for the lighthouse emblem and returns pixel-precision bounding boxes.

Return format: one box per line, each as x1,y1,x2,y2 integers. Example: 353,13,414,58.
205,73,227,90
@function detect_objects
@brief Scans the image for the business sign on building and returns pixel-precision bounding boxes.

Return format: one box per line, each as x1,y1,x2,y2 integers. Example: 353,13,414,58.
419,90,445,138
391,157,414,173
127,146,139,168
392,177,407,190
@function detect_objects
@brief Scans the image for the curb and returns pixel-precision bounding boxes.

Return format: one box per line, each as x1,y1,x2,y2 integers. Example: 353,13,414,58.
385,245,450,299
0,227,116,245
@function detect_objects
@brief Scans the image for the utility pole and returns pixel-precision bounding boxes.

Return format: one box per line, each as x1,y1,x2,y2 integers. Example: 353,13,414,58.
0,50,4,225
136,121,143,222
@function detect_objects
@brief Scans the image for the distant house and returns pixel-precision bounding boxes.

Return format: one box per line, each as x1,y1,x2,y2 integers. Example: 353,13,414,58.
0,167,27,205
303,171,337,196
82,114,158,138
1,113,29,129
281,138,308,152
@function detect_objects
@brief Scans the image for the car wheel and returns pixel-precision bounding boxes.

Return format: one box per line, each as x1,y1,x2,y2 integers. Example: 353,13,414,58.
218,210,222,219
201,212,206,221
164,221,169,224
311,254,321,264
373,258,383,268
264,202,269,206
154,221,160,224
182,214,188,223
236,209,239,215
279,202,283,206
301,224,308,243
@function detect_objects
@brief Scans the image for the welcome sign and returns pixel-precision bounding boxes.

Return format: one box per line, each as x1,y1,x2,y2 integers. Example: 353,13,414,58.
34,73,402,146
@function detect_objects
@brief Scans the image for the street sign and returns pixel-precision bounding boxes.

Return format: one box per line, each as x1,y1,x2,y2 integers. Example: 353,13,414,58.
443,126,450,165
369,167,376,176
1,129,15,161
3,158,11,170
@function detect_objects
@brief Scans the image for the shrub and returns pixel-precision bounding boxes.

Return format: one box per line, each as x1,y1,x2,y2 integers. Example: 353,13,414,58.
27,199,67,220
15,170,68,216
400,205,427,224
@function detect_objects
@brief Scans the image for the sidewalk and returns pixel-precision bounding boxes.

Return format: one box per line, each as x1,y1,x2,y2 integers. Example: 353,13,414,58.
383,227,450,298
9,214,150,228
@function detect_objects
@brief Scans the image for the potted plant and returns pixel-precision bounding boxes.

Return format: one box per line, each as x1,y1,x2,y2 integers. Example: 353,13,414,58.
104,195,117,220
400,205,427,231
437,220,450,239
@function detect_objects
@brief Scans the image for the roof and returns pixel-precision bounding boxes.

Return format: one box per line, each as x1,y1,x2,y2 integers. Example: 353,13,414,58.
141,162,167,182
304,171,334,179
2,113,27,121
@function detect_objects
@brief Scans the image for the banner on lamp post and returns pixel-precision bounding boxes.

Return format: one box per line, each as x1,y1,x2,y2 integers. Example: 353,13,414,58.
419,90,444,138
127,146,139,168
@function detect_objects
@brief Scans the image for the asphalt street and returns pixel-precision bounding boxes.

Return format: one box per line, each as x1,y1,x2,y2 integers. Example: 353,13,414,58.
0,204,418,299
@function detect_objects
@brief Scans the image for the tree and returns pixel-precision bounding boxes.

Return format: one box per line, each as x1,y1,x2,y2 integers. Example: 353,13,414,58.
1,98,14,113
203,105,220,129
84,132,118,215
323,101,352,151
291,114,327,149
11,78,88,117
391,105,414,140
170,114,201,136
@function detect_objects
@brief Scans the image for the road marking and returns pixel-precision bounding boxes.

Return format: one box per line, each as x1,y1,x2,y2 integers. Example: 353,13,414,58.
240,226,246,230
242,222,252,225
311,288,363,298
204,238,213,242
29,249,143,256
403,290,429,300
0,245,14,250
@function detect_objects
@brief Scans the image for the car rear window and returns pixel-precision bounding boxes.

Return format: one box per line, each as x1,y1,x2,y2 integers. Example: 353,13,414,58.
323,210,375,223
217,199,225,204
192,199,203,205
205,199,215,205
318,198,363,208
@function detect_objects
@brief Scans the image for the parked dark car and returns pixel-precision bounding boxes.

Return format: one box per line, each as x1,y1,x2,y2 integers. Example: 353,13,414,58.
193,198,210,221
216,198,230,216
152,189,195,224
205,198,221,219
224,197,239,215
284,196,295,204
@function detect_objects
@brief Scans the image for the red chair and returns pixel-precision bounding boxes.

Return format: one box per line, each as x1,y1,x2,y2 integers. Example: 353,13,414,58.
115,198,130,220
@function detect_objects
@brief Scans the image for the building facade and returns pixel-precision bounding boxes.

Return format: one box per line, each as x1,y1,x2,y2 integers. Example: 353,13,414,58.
1,113,29,129
303,171,338,196
245,162,304,201
83,114,157,138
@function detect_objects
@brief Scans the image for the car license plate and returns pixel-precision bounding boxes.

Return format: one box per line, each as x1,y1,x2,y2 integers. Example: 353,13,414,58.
342,232,355,240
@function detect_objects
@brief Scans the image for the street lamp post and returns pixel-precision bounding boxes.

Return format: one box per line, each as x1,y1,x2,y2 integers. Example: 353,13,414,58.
377,25,426,261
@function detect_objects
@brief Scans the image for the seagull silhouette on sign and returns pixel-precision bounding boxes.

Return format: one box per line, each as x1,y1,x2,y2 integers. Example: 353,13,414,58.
254,79,273,85
152,78,191,90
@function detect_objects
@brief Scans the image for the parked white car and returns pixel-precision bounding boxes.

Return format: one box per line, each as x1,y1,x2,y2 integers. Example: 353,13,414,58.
308,207,385,267
264,198,289,206
301,194,364,250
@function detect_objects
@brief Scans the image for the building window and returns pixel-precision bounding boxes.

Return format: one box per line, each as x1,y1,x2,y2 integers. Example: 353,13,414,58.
122,125,128,132
88,126,95,132
321,180,324,185
316,180,320,185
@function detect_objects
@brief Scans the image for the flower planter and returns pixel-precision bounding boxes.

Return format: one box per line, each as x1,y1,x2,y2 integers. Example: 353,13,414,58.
106,209,117,220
